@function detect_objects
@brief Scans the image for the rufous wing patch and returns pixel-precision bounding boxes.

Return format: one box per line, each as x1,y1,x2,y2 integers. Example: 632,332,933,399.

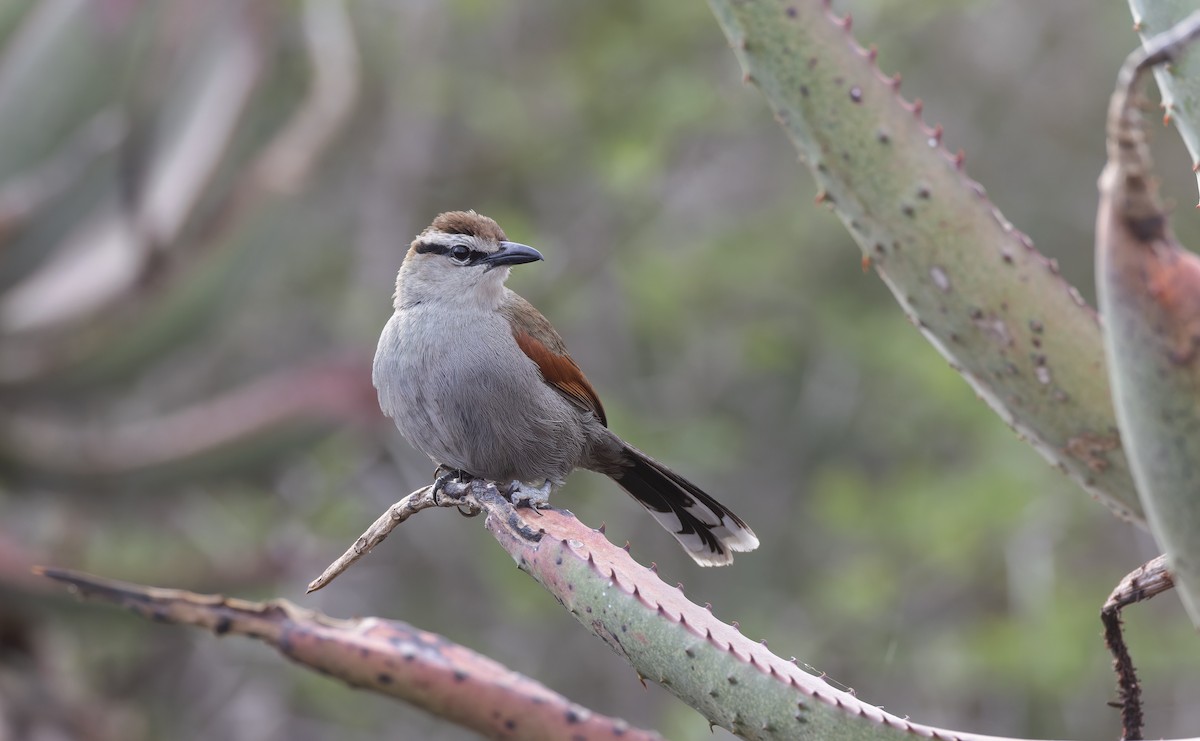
512,329,607,426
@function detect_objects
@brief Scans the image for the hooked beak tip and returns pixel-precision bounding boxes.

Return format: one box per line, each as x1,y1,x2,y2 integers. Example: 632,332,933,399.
485,241,544,269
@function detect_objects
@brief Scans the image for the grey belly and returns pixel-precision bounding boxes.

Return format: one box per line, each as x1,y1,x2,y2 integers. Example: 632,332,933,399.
374,316,585,483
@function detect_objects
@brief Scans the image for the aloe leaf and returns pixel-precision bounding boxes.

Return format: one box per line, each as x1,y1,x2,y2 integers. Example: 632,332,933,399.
706,0,1142,522
1097,12,1200,625
1130,0,1200,200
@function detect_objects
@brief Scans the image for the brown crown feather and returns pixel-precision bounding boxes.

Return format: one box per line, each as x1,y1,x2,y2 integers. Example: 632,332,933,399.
426,211,507,243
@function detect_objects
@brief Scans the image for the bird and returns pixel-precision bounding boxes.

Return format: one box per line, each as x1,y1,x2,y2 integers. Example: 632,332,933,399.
372,210,758,566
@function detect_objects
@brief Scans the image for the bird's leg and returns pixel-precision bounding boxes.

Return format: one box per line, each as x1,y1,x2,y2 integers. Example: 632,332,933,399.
509,479,554,509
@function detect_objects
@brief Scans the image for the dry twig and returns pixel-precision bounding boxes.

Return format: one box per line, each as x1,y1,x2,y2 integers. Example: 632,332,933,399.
1101,555,1174,741
307,478,483,593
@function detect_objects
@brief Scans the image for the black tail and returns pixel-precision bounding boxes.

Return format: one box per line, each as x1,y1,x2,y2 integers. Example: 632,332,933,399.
612,444,758,567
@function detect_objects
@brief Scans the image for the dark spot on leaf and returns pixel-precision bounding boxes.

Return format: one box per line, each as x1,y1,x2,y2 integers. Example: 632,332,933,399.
214,616,232,635
1126,212,1166,242
849,86,863,103
377,673,393,685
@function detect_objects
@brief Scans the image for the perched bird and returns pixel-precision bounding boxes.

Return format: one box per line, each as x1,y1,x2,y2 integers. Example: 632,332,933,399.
372,211,758,566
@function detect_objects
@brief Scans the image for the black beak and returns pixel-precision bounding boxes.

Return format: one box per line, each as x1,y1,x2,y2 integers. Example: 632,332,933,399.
483,241,543,269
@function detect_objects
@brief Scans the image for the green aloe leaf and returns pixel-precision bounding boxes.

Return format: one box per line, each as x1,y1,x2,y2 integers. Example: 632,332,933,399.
1130,0,1200,200
706,0,1142,523
1097,11,1200,625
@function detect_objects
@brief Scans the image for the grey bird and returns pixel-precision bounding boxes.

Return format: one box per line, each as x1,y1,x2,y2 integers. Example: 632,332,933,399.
373,210,759,566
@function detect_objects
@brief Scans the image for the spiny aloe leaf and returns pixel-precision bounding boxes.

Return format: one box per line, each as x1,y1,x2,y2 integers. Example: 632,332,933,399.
479,488,1050,741
1097,12,1200,626
706,0,1142,523
1130,0,1200,201
36,566,657,741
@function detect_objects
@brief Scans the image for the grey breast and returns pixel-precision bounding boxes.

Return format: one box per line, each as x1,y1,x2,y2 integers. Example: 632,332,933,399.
374,307,587,483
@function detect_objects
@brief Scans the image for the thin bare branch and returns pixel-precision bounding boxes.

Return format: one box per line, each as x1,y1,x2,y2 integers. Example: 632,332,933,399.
308,485,436,593
307,479,481,593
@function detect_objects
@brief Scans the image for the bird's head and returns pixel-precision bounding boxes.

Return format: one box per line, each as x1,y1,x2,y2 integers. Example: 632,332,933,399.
395,211,543,309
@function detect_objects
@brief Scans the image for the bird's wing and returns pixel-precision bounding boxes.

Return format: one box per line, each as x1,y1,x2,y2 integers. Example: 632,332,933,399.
501,293,608,427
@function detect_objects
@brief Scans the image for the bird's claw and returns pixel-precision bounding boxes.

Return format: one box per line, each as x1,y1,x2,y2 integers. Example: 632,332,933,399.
455,504,481,518
509,479,553,510
430,469,540,516
431,467,473,506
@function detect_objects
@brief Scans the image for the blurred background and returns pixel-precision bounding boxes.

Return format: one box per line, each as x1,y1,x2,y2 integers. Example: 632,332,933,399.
2,1,1200,739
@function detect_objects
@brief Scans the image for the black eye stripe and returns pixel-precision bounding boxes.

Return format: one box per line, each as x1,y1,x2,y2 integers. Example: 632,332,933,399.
414,241,448,255
413,242,486,263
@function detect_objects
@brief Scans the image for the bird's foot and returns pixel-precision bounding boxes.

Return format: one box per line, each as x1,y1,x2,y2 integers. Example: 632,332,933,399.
509,479,554,510
431,467,474,506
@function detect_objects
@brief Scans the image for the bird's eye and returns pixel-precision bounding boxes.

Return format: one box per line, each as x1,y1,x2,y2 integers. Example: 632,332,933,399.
450,244,472,262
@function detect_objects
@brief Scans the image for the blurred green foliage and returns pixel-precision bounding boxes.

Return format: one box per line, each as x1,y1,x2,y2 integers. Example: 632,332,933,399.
2,1,1199,740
